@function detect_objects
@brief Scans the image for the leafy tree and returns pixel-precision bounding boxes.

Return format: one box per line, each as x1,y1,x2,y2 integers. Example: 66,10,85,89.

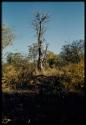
60,40,84,65
6,52,24,66
2,24,14,49
7,52,34,68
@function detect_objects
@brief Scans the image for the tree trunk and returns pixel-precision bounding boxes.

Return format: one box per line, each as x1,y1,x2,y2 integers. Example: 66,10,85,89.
37,21,43,71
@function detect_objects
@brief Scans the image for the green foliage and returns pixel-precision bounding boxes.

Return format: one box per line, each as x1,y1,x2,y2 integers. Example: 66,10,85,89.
7,53,29,67
60,40,84,65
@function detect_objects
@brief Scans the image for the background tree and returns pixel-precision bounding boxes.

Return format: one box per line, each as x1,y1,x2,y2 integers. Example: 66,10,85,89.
2,24,14,49
6,52,30,68
60,40,84,65
7,52,24,66
28,43,38,68
33,12,49,71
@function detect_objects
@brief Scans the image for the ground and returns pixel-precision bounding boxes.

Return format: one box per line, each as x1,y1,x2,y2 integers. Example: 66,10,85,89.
2,87,84,125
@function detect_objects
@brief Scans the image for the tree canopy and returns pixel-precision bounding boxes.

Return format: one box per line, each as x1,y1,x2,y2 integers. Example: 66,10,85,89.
2,24,14,49
60,40,84,65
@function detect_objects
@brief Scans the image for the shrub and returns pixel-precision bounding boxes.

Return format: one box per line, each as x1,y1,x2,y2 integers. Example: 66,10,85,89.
2,63,36,90
62,59,84,91
2,65,17,89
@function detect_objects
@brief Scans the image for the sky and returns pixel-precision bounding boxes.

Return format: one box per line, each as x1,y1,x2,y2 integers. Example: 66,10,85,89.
2,2,84,58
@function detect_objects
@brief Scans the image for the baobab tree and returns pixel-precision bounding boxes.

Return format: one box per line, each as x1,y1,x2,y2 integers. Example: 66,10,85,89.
33,12,49,71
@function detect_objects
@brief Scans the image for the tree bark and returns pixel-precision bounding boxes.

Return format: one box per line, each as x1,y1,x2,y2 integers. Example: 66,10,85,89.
37,21,43,71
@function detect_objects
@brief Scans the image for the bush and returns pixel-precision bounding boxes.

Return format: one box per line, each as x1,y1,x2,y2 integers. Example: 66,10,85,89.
42,67,63,76
2,63,36,90
62,59,84,91
2,65,17,89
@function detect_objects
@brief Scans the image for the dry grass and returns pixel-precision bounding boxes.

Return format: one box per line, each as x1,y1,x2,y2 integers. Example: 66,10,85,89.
41,67,63,76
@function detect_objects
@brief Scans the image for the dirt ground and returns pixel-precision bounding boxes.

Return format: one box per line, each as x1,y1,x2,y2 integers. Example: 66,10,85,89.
2,90,84,125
